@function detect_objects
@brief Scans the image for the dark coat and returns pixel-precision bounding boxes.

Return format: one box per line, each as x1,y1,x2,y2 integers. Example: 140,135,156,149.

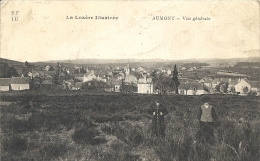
148,103,168,136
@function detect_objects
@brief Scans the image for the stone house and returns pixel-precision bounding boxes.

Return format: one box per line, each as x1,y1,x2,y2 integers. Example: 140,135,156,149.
137,75,153,94
178,82,208,95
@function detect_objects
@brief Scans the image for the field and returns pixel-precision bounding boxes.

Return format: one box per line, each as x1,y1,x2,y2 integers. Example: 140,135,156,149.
1,91,260,161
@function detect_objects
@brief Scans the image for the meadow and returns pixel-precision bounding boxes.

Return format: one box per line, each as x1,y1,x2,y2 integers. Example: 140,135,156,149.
1,91,260,161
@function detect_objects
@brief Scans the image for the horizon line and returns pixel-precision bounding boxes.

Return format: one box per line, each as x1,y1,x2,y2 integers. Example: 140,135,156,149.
1,56,259,63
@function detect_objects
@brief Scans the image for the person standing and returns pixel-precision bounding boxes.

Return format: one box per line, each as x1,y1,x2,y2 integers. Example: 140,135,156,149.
197,97,218,144
149,98,168,137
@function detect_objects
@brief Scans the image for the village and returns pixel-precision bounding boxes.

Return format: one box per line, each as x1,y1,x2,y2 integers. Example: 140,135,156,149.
0,59,259,96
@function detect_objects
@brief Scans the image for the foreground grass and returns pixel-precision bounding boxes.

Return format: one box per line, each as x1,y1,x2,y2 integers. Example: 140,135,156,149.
1,93,260,161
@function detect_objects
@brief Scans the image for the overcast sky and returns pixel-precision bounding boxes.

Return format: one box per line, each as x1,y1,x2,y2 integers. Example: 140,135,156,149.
1,1,259,62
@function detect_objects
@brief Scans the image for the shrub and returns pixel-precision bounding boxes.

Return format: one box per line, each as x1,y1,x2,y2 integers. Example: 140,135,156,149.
91,113,124,123
98,150,140,161
72,127,106,145
39,141,68,159
123,112,142,121
127,126,143,146
2,134,27,154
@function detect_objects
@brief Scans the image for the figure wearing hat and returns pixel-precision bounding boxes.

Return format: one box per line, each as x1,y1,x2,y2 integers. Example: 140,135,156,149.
197,96,219,144
149,98,168,137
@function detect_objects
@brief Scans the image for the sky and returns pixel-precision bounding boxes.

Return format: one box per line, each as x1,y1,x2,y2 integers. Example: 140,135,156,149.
1,0,259,62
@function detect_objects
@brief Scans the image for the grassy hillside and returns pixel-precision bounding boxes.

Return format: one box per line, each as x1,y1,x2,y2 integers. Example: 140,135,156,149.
0,58,24,66
1,93,260,161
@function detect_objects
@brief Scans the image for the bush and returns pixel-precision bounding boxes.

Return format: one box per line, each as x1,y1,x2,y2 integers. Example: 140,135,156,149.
72,127,106,145
2,134,27,154
98,149,140,161
127,126,143,146
39,141,68,159
91,113,124,123
123,112,142,121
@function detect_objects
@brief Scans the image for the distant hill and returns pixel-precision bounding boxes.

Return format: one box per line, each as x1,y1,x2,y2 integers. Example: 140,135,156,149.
41,57,260,65
0,58,24,66
1,57,260,66
42,59,174,64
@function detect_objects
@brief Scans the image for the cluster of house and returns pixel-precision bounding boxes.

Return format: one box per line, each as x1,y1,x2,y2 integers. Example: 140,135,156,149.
71,63,154,94
178,77,260,96
0,77,31,91
0,62,259,96
0,63,155,94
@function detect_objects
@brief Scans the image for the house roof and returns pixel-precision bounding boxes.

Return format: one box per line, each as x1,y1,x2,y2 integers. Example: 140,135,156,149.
212,78,242,86
204,77,213,83
125,75,137,82
138,77,153,84
74,74,85,77
0,77,31,85
199,79,205,83
179,82,204,90
95,71,106,77
0,78,12,86
212,78,220,84
229,78,239,86
107,79,121,86
179,78,188,84
220,78,230,83
11,77,31,84
138,77,146,83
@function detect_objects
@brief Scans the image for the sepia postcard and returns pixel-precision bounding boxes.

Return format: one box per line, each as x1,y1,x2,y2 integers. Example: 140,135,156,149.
1,0,260,161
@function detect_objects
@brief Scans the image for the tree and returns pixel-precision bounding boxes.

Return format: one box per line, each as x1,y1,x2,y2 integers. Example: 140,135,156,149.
184,83,190,95
228,86,236,94
120,79,125,92
151,70,158,79
0,62,9,78
34,72,45,89
25,61,29,68
8,66,19,77
224,82,229,93
153,74,171,94
170,64,180,94
48,66,55,71
80,66,86,74
243,86,249,93
54,62,61,85
29,77,35,90
216,82,229,93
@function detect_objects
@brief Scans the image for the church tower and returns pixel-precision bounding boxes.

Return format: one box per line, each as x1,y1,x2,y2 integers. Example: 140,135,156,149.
125,62,130,76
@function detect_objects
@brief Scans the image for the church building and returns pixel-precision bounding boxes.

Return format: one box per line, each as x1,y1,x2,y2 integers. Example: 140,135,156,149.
124,63,137,85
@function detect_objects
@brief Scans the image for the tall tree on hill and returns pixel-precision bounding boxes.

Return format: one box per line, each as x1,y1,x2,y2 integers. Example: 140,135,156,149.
54,62,61,85
0,62,9,78
8,66,19,77
170,64,180,94
25,61,29,68
120,79,125,92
